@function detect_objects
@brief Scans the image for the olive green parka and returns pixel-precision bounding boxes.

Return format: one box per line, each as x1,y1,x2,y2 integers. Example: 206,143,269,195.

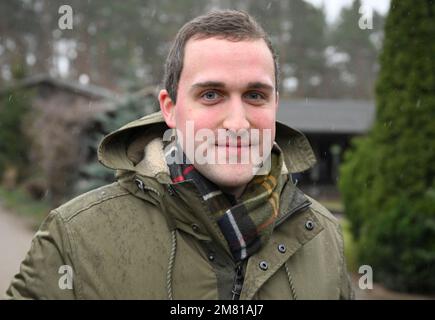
6,112,354,300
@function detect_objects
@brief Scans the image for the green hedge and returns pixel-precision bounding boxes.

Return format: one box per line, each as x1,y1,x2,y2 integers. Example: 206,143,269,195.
339,0,435,293
0,88,32,177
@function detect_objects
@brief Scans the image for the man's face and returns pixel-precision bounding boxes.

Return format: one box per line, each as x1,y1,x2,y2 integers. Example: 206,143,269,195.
160,37,278,193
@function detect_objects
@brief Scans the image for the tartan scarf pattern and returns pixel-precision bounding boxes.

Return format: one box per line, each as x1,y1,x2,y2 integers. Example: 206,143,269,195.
165,141,286,261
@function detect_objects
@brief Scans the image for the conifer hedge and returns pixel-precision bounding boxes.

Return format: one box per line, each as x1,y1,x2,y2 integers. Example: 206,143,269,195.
339,0,435,293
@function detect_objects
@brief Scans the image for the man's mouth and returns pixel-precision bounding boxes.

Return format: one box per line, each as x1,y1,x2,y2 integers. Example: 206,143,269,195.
215,143,251,148
215,137,252,148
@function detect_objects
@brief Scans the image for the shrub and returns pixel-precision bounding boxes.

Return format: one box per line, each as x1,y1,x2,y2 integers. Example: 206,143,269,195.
0,88,32,182
339,0,435,293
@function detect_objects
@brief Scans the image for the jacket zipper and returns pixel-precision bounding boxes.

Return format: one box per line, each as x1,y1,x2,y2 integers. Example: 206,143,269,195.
231,262,244,300
134,177,161,196
168,181,245,301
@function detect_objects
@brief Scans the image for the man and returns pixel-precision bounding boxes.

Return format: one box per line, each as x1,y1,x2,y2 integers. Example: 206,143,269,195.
7,10,354,299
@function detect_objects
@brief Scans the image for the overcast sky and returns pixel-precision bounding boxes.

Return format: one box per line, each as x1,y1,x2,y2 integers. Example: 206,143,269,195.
305,0,391,23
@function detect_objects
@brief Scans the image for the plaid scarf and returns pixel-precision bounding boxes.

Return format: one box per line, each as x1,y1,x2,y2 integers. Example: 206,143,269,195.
165,141,286,261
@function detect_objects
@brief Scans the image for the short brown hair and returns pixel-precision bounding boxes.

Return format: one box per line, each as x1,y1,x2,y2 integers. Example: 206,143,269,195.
163,9,279,103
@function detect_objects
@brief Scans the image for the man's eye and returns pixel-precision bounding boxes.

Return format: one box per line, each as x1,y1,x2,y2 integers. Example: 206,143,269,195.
201,91,220,100
245,92,265,101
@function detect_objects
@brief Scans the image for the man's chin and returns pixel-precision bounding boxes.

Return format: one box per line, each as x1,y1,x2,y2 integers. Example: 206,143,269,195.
194,163,255,188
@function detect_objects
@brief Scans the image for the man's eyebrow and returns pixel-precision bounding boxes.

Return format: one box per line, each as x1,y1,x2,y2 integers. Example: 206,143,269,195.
246,82,274,91
191,81,274,91
191,81,226,90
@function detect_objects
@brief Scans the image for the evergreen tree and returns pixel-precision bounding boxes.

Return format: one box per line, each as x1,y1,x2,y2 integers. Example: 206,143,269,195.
0,88,32,179
339,0,435,292
0,62,32,181
330,0,384,98
74,94,157,195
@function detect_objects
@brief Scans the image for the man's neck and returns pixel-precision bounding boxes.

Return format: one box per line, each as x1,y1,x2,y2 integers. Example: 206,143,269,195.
220,184,247,200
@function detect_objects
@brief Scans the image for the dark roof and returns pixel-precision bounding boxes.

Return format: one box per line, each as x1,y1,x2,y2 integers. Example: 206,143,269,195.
277,98,375,134
0,74,121,101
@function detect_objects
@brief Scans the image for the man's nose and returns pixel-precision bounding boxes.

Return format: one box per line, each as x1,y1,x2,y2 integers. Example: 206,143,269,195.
222,97,250,131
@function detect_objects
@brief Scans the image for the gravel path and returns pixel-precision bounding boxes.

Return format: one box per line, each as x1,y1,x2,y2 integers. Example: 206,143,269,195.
0,203,34,299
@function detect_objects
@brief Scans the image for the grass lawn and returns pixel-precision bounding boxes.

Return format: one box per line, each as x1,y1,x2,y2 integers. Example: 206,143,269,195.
0,186,51,229
318,198,358,273
340,218,359,273
319,199,345,213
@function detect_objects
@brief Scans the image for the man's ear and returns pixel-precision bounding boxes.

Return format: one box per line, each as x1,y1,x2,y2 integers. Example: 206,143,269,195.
159,89,176,128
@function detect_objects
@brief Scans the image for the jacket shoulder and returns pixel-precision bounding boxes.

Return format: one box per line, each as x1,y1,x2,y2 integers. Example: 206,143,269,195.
305,195,339,225
55,182,131,222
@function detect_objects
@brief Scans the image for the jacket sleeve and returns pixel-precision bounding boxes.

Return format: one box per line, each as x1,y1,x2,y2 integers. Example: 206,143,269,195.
336,225,355,300
5,210,78,299
339,262,355,300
